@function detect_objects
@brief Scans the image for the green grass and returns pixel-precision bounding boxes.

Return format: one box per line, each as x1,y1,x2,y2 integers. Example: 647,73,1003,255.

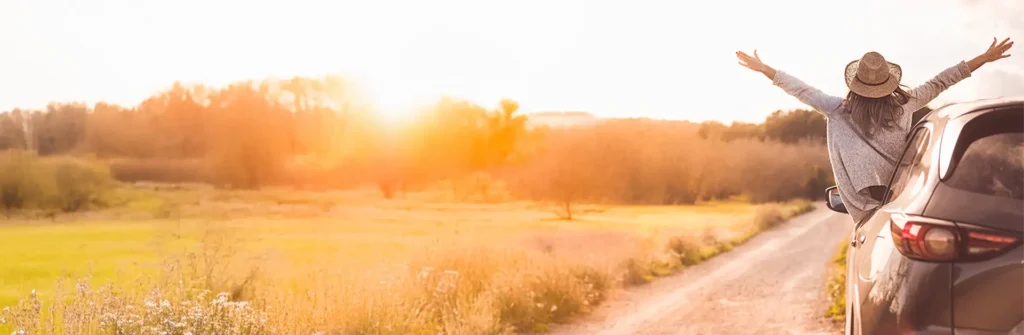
824,241,849,323
0,185,815,333
0,222,163,307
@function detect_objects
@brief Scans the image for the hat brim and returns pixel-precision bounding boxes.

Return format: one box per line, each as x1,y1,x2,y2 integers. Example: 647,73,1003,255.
845,60,902,98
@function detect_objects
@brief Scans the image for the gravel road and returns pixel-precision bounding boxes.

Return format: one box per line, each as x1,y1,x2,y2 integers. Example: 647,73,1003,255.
552,205,850,335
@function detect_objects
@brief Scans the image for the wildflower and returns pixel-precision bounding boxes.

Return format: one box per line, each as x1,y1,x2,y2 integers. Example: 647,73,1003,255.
0,316,5,325
30,289,35,298
551,305,558,312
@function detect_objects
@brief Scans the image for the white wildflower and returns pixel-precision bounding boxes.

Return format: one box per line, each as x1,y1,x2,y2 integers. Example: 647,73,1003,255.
30,290,35,298
551,305,558,312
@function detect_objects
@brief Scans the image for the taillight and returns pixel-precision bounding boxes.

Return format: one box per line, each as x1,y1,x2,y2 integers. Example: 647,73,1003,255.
889,213,1021,262
963,230,1020,259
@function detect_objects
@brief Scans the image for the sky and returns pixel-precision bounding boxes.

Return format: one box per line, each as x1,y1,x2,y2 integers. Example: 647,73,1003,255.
0,0,1021,123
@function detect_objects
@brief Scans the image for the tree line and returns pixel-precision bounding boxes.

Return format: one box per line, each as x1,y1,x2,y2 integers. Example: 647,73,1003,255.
0,75,835,208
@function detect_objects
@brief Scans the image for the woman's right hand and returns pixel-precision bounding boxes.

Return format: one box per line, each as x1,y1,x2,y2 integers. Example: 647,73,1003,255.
736,50,777,80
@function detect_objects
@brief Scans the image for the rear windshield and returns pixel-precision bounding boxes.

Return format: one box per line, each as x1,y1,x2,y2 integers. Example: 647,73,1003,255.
945,109,1024,200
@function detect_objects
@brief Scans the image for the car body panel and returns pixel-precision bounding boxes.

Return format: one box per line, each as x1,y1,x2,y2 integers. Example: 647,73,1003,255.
843,98,1024,335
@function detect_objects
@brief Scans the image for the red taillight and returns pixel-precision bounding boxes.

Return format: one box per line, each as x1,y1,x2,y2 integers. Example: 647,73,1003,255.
964,230,1020,259
889,214,1021,262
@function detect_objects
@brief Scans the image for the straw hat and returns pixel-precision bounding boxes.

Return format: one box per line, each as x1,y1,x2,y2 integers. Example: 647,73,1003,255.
845,52,902,98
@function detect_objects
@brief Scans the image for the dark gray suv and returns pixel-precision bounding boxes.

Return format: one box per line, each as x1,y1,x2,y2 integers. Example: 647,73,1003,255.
825,97,1024,335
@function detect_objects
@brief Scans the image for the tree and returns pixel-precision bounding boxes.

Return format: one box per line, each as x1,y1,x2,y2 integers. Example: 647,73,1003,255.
205,83,294,188
32,103,88,155
0,110,28,150
763,109,825,143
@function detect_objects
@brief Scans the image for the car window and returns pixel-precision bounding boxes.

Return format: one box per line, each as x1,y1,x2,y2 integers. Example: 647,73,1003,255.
945,132,1024,200
886,129,929,202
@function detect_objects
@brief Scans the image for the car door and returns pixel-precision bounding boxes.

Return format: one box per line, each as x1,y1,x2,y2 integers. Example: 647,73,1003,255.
850,127,931,335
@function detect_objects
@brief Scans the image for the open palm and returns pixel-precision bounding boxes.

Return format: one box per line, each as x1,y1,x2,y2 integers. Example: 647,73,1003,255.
736,50,768,73
983,37,1014,62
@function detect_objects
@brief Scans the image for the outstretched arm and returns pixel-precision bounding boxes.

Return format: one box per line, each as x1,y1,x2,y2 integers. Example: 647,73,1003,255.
736,50,843,115
908,37,1014,110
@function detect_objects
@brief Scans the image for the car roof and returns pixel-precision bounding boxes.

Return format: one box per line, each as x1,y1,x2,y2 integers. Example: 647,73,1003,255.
927,96,1024,180
925,96,1024,122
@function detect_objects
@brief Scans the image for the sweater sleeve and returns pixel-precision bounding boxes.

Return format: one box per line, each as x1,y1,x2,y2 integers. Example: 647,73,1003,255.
772,70,845,116
904,61,972,114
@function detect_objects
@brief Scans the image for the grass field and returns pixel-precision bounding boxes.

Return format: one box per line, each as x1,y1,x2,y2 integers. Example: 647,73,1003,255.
0,183,812,334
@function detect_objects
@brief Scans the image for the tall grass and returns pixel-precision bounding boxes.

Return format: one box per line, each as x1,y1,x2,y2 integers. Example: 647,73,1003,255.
824,242,849,323
1,200,814,334
506,121,832,209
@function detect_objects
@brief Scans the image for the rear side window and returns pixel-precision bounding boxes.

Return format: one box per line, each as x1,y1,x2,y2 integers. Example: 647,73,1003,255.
945,108,1024,200
886,129,929,202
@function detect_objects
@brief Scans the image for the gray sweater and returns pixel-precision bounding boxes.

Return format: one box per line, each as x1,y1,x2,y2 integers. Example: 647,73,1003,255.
772,62,972,222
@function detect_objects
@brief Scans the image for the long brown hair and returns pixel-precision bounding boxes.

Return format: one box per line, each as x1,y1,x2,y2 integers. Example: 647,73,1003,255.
842,86,911,136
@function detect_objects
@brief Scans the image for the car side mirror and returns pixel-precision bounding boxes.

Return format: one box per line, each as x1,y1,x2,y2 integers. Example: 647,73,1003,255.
825,186,848,214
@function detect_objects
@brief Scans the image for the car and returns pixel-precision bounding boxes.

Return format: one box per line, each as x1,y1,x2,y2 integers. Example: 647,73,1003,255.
824,97,1024,335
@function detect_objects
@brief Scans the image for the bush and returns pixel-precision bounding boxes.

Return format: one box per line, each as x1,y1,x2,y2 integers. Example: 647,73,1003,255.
751,203,787,231
107,158,211,184
0,151,53,216
0,151,113,215
48,156,114,212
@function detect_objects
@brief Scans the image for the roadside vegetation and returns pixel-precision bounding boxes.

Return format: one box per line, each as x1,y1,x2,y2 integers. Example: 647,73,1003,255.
1,76,830,334
825,242,849,323
0,183,813,334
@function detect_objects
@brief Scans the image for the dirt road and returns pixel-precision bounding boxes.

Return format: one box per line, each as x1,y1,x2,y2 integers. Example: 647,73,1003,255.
552,205,850,335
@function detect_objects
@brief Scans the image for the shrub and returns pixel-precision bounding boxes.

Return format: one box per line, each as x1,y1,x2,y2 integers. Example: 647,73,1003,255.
47,156,114,212
666,236,705,266
0,152,114,215
752,203,787,231
107,158,211,184
0,151,53,216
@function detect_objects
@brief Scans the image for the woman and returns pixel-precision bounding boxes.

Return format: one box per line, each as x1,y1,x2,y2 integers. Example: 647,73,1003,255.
736,37,1014,222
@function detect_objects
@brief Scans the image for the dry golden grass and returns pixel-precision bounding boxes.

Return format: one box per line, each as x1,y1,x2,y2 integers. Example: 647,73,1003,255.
0,184,812,334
